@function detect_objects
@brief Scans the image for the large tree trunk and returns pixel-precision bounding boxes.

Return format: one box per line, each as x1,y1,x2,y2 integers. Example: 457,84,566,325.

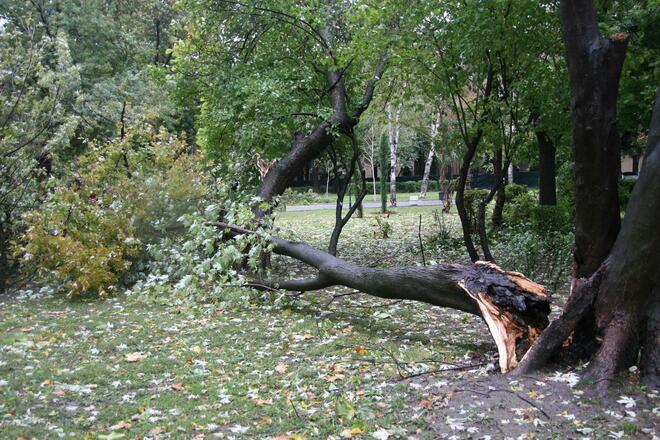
388,102,402,207
556,0,629,360
517,89,660,390
537,131,557,206
561,0,628,280
584,90,660,388
215,222,550,373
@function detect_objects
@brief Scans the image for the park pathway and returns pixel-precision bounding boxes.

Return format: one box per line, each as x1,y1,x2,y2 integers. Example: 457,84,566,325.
286,198,443,212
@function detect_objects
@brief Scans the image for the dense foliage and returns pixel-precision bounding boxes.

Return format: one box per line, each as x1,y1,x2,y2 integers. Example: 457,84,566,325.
0,0,657,302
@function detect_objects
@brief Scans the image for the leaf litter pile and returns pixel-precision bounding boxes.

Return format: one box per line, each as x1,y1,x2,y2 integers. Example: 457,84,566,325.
1,206,658,439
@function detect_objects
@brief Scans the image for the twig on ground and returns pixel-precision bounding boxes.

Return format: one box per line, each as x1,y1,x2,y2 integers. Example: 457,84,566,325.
323,291,360,307
396,362,489,381
345,300,402,309
288,397,302,420
454,388,550,420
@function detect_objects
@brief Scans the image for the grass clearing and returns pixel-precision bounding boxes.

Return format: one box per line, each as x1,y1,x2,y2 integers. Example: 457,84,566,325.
1,206,657,439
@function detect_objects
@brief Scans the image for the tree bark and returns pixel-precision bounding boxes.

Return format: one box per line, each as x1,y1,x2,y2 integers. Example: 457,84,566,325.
379,133,389,213
517,88,660,390
455,133,483,262
388,102,402,207
420,113,440,199
312,165,321,193
214,222,550,373
419,147,435,199
537,131,557,206
328,139,367,256
491,148,506,226
560,0,628,279
584,89,660,388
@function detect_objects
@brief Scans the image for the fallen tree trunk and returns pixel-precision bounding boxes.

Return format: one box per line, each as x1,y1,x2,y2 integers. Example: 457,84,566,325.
213,222,550,373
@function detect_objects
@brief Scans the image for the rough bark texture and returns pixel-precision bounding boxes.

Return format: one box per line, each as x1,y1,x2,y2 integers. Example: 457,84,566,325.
513,3,660,391
584,89,660,388
517,88,660,390
561,0,628,279
215,222,550,373
536,131,557,206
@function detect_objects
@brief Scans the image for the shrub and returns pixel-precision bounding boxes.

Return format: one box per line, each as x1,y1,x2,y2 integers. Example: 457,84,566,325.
395,180,439,194
20,188,139,297
372,216,392,238
531,205,571,235
505,183,529,202
503,192,572,235
281,188,323,205
397,181,416,193
503,192,536,227
492,226,574,293
17,128,210,297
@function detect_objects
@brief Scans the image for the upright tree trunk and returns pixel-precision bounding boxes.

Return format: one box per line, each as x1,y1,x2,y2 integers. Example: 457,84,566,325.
455,134,483,262
507,163,514,185
518,88,660,389
388,102,402,207
419,147,435,199
420,113,440,199
154,18,161,65
585,89,660,387
560,0,628,280
439,159,452,212
537,131,557,206
515,1,647,391
491,148,505,226
312,165,321,193
379,132,389,213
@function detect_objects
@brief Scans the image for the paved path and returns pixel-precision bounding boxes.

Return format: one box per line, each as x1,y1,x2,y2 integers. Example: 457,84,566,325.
286,199,443,212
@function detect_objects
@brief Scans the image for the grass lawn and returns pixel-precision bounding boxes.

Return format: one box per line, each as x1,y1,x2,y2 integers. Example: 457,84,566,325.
1,206,657,439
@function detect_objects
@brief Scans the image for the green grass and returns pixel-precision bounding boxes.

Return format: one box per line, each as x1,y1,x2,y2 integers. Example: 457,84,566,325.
0,290,487,439
1,205,656,439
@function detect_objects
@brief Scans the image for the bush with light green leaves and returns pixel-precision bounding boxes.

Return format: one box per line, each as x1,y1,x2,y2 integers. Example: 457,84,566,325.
17,127,211,297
